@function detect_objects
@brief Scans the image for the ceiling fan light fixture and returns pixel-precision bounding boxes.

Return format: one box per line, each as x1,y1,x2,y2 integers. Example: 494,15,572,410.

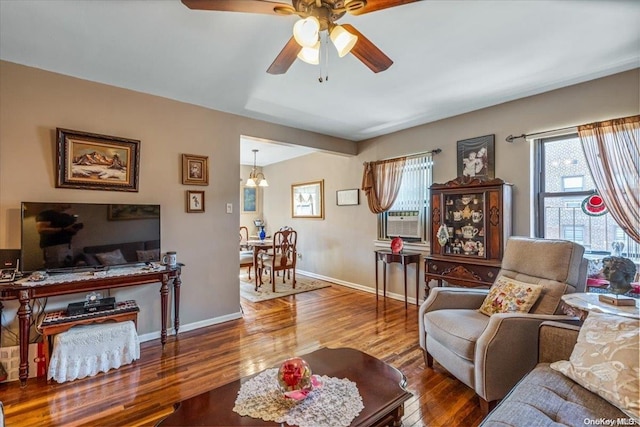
330,25,358,57
293,16,320,48
297,41,320,65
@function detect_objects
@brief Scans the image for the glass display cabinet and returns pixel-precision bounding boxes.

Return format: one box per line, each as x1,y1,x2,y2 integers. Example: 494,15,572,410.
425,177,513,295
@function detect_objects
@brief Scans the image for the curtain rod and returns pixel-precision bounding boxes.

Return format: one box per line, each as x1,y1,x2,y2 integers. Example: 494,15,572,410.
364,148,442,165
506,125,578,143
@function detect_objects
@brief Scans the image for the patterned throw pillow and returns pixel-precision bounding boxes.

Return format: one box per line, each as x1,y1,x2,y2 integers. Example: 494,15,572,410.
136,249,160,262
478,276,543,316
551,312,639,421
95,249,127,265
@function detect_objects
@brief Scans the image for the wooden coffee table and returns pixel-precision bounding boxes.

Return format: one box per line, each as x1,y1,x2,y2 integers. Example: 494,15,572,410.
157,347,412,427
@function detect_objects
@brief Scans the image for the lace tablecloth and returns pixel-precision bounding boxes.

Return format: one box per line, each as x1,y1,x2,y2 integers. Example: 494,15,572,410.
233,368,364,427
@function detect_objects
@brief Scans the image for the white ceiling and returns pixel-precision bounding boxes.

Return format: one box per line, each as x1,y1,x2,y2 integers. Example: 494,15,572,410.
1,0,639,164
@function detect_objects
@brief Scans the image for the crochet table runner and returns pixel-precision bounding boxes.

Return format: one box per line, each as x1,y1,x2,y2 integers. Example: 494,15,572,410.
233,368,364,427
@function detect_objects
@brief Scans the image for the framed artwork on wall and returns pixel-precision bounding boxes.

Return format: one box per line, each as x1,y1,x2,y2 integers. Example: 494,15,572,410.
243,187,257,212
336,189,359,206
291,180,324,219
457,134,495,180
182,154,209,185
55,128,140,192
186,190,205,213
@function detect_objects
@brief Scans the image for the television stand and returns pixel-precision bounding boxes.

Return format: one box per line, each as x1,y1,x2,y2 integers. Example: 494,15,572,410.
0,264,182,386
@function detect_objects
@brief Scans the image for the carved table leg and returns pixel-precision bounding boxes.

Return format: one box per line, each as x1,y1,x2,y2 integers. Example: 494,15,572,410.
18,290,32,386
173,268,181,334
160,273,169,348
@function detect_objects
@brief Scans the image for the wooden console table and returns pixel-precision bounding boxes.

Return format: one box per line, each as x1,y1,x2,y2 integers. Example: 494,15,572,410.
375,250,421,308
0,265,182,386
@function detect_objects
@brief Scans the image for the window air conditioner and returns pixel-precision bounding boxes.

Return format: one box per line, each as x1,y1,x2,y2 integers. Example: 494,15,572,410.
386,211,420,238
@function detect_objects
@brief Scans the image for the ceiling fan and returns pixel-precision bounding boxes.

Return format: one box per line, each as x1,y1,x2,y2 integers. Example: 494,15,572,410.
181,0,418,75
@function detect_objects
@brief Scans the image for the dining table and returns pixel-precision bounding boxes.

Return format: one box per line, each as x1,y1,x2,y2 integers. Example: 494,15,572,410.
246,239,273,290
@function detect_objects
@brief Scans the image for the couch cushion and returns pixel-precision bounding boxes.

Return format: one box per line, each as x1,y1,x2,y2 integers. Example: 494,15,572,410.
480,364,628,426
478,276,543,316
423,309,490,362
550,311,639,421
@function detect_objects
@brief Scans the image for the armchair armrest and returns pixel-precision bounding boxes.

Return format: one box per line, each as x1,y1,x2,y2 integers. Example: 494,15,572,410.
419,287,489,349
474,313,581,402
538,321,580,364
419,287,489,314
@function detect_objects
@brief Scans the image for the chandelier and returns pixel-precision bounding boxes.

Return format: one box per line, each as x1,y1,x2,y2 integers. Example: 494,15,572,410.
246,149,269,187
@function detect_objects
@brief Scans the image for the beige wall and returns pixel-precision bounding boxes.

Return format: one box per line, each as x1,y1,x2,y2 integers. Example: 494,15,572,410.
0,60,354,343
263,69,640,301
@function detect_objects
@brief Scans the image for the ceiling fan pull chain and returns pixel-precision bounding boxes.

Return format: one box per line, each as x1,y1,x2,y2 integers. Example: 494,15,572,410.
324,31,329,82
318,31,326,83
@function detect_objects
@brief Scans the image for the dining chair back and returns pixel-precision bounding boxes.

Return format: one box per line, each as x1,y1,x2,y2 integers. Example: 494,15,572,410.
259,229,297,292
239,226,253,279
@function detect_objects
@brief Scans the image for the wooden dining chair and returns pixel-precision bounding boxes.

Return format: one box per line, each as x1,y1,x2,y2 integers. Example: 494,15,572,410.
239,226,250,251
259,229,297,292
239,227,253,279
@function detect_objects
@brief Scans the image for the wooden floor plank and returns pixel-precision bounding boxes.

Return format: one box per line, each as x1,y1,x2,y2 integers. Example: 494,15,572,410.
0,277,484,426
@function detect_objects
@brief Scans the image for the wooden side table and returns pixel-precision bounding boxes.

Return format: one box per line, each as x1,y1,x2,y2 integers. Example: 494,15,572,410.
375,250,421,308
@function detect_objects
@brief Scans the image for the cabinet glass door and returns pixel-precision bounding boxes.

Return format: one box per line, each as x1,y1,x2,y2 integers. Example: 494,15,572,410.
442,192,486,258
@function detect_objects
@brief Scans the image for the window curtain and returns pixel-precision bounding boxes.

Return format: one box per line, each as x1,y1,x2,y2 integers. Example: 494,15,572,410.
578,115,640,244
361,157,407,214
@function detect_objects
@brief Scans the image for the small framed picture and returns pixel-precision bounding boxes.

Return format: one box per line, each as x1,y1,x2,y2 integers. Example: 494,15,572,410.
336,189,359,206
457,134,495,180
182,154,209,185
186,190,205,213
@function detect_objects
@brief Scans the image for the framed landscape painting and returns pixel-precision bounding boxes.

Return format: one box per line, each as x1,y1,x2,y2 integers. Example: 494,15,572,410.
56,128,140,192
291,180,324,219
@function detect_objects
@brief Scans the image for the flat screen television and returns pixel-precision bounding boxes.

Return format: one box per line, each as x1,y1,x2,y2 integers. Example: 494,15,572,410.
21,202,161,273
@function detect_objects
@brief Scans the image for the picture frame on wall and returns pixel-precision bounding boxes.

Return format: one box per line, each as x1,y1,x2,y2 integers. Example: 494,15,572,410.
55,128,140,192
186,190,205,213
242,187,257,213
336,189,359,206
182,154,209,185
456,134,495,180
291,180,324,219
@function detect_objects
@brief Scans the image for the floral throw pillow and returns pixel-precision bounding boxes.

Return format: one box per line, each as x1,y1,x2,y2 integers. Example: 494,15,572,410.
478,276,543,316
551,312,639,421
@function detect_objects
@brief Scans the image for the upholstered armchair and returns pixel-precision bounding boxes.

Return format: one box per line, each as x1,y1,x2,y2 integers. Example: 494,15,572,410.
419,237,587,414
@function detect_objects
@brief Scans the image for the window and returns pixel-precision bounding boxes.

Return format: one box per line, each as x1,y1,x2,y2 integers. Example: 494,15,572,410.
562,175,584,191
535,135,639,260
378,154,433,242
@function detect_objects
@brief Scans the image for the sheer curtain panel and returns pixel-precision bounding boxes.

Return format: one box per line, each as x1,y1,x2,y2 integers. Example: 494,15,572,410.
361,157,407,214
578,115,640,244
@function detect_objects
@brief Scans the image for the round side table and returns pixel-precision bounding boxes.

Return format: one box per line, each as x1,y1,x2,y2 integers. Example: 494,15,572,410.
561,292,639,321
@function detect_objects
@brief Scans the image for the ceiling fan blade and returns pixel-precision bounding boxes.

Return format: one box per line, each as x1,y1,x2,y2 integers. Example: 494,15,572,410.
349,0,418,15
267,37,302,75
342,24,393,73
181,0,295,15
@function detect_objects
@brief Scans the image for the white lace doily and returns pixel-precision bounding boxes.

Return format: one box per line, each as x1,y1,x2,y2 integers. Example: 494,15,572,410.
233,368,364,427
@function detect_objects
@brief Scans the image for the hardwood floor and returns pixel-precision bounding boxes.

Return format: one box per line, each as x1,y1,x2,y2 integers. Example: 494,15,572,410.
0,277,484,427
